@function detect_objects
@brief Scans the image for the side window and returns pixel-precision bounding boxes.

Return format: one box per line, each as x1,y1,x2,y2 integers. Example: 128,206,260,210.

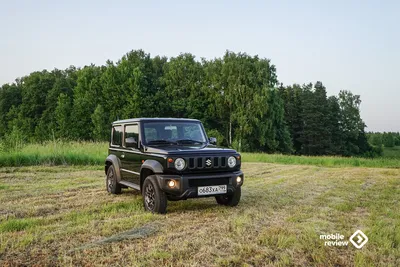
125,124,139,148
112,126,122,146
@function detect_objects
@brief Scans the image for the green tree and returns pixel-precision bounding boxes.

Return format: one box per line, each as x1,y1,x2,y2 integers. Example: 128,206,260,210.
382,132,395,147
257,88,292,153
70,65,104,140
394,132,400,146
278,84,304,154
300,82,331,155
101,50,166,122
19,71,56,141
326,96,342,154
0,83,22,137
55,93,72,138
91,104,109,141
35,67,77,141
370,132,383,146
118,50,154,119
219,51,277,151
162,53,205,118
338,90,367,156
202,58,228,145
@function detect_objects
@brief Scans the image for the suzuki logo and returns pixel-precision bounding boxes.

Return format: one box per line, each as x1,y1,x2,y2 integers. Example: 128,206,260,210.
205,158,212,167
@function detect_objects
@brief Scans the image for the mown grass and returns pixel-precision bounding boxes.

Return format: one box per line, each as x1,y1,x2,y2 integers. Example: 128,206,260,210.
0,141,399,168
0,164,399,266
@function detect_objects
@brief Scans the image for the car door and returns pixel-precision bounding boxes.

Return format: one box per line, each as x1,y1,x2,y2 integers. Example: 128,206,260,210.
120,124,141,185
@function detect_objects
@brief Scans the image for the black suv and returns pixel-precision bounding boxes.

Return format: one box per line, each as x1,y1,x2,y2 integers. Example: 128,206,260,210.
105,118,244,214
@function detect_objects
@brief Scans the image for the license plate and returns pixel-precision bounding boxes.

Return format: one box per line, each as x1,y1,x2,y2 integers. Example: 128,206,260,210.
198,185,227,196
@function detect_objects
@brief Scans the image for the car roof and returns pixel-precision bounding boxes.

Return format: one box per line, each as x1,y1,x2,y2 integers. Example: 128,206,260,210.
112,118,201,125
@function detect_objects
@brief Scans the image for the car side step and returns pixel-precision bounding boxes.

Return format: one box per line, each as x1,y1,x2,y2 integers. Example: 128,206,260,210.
119,181,140,191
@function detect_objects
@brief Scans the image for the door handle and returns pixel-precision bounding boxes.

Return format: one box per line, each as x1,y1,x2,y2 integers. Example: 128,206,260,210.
121,154,125,159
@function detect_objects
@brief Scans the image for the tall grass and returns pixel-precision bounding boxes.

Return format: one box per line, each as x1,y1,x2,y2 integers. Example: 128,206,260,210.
241,153,400,168
0,141,399,168
0,141,107,167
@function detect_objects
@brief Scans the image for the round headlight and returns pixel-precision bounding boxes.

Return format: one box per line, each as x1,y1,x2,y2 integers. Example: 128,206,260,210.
228,156,236,168
174,158,186,170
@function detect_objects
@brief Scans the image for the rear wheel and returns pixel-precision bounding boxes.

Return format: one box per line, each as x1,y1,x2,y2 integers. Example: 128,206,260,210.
215,187,241,206
106,165,122,194
142,175,167,214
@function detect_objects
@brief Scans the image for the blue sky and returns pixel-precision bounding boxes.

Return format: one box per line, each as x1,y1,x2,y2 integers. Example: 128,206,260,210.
1,0,399,131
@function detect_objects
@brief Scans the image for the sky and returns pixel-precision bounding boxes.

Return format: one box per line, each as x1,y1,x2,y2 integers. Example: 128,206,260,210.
1,0,399,132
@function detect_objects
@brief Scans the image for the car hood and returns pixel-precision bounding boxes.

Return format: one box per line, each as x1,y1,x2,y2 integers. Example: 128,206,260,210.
144,144,237,156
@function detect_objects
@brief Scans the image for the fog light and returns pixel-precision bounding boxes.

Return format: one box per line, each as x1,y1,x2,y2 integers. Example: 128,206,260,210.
168,180,176,188
236,176,242,183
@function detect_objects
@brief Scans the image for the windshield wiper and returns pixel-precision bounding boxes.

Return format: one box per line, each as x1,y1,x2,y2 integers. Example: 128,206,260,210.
176,139,204,145
147,140,177,145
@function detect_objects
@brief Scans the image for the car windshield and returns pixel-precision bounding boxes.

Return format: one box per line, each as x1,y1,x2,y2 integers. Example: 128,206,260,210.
143,121,207,145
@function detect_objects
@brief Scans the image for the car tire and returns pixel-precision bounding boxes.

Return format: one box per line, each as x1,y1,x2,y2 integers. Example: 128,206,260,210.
142,175,167,214
106,165,122,194
215,187,241,206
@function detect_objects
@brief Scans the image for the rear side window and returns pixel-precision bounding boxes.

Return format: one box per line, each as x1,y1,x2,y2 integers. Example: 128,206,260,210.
112,126,122,146
125,124,139,144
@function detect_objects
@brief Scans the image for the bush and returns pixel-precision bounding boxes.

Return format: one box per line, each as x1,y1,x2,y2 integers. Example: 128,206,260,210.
2,126,25,152
363,145,383,158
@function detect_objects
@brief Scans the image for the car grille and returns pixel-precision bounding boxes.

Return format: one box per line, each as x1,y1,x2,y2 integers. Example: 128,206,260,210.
187,156,227,169
188,177,230,187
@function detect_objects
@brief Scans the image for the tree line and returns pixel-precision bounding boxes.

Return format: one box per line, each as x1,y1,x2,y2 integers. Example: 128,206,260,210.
0,50,380,156
367,132,400,148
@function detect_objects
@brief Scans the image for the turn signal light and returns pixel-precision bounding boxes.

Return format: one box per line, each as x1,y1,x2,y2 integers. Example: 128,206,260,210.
168,158,173,163
237,156,241,160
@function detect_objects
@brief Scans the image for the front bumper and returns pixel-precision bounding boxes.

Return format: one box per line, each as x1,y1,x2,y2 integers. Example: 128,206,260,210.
155,171,244,200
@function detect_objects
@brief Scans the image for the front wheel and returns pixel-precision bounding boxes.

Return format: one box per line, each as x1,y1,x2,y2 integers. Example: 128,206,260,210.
215,187,241,206
142,175,167,214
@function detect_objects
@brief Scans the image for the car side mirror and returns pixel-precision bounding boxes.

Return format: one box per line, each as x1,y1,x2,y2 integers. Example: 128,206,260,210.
209,137,217,145
125,137,138,148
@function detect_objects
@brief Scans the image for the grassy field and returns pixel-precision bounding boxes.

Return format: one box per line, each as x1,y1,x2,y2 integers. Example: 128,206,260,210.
0,141,399,168
1,163,399,266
